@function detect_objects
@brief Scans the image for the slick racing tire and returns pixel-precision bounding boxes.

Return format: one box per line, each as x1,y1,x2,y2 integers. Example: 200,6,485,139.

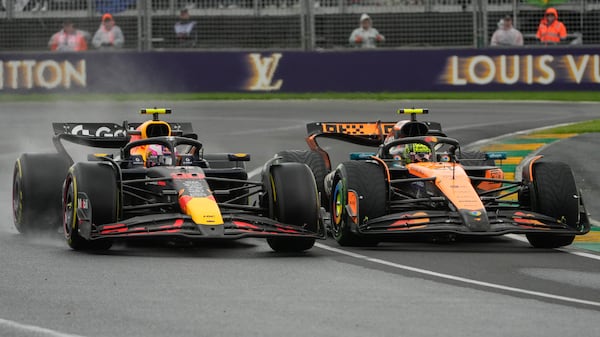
330,161,386,247
525,161,578,248
63,162,117,251
458,151,495,166
12,153,71,234
276,150,329,209
266,163,320,252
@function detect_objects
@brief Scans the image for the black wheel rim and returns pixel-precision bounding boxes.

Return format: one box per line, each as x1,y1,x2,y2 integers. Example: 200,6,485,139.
12,166,22,225
63,177,75,239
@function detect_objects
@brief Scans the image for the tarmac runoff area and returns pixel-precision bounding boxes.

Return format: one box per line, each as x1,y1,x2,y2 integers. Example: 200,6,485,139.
476,132,600,252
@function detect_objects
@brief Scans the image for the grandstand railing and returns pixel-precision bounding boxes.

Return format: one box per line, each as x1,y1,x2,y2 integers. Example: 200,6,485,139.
0,0,598,50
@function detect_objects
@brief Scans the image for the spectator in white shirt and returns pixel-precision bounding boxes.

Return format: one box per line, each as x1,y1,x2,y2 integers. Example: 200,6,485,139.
349,13,385,49
490,15,523,47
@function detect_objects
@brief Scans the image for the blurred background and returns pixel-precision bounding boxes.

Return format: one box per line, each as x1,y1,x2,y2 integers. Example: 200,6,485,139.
0,0,598,51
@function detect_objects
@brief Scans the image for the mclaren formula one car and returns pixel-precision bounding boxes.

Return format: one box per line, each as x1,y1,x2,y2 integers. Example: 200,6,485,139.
275,108,590,248
12,109,323,252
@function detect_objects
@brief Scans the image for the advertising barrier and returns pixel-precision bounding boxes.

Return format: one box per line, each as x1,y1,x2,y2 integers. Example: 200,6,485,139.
1,49,599,93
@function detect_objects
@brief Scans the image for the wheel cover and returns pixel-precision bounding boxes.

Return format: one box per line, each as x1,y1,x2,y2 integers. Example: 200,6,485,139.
332,180,345,236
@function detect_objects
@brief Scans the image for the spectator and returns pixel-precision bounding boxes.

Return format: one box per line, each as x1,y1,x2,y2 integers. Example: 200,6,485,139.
92,13,125,49
490,15,523,47
536,7,567,45
349,13,384,49
48,21,89,52
174,8,197,48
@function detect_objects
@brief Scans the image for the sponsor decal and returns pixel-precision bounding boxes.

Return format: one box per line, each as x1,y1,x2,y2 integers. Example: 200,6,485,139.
67,124,129,137
440,54,600,86
77,197,89,210
0,59,86,90
469,210,482,217
246,53,283,91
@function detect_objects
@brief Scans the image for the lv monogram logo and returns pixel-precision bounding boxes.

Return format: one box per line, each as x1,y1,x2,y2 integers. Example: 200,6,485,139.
246,53,283,91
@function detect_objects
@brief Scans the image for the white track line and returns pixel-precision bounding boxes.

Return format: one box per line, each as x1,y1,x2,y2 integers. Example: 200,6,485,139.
315,243,600,308
0,318,86,337
247,167,262,179
506,234,600,261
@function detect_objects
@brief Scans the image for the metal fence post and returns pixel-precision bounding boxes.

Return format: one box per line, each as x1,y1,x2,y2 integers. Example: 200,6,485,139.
145,0,152,51
7,0,14,19
482,0,488,48
137,0,143,51
302,0,315,51
87,0,93,18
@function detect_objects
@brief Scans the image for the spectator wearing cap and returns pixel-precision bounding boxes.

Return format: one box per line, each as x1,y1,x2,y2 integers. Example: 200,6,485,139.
490,15,523,47
536,7,567,45
349,13,384,49
48,21,89,52
174,8,197,48
92,13,125,49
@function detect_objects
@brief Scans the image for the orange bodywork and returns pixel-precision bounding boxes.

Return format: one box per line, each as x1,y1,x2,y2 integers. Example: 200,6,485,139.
477,168,504,191
407,162,484,212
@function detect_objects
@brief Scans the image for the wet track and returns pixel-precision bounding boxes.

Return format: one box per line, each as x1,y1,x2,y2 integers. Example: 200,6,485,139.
1,100,599,337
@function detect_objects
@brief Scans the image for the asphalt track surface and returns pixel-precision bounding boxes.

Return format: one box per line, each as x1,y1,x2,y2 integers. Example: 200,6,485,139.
1,100,599,337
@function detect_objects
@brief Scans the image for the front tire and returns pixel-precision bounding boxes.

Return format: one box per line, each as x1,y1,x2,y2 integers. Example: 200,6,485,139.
276,150,328,209
331,161,386,246
265,163,320,252
12,153,71,234
63,162,118,251
525,161,578,248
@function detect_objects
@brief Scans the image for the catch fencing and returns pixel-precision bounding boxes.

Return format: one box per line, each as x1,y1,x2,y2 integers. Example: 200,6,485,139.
1,0,599,51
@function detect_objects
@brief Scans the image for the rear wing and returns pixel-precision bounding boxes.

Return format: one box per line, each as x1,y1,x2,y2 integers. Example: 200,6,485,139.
51,122,195,150
52,122,194,138
306,121,445,147
307,121,397,147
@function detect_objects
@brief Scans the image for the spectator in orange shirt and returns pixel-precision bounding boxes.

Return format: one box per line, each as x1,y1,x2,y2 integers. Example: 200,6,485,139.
536,7,567,44
48,21,89,52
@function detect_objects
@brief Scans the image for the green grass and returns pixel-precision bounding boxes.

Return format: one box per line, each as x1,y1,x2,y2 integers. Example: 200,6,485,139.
534,119,600,134
1,91,600,102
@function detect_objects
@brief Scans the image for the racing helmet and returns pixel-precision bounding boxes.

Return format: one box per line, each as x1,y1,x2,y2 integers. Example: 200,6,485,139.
403,143,431,163
145,144,172,167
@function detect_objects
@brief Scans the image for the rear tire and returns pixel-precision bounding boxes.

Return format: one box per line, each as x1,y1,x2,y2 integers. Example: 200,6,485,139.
331,161,386,247
525,161,578,248
63,162,117,251
276,150,328,208
265,163,320,252
12,153,71,234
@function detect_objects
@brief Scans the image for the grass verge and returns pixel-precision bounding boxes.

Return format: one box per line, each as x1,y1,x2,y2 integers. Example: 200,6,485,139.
534,119,600,134
2,91,600,102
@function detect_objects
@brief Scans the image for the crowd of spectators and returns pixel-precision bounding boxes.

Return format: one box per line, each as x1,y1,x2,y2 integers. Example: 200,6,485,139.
48,12,124,51
41,5,574,51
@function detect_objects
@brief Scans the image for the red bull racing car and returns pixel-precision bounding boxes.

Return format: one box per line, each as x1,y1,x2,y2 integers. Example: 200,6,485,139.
12,109,323,252
275,108,590,248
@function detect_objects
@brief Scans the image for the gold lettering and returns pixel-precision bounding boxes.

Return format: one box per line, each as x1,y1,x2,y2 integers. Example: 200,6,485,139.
246,53,283,91
35,60,62,89
564,55,589,84
593,55,600,83
467,56,495,85
449,56,466,85
21,60,36,89
63,60,86,88
6,61,21,89
497,55,519,84
536,55,555,85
